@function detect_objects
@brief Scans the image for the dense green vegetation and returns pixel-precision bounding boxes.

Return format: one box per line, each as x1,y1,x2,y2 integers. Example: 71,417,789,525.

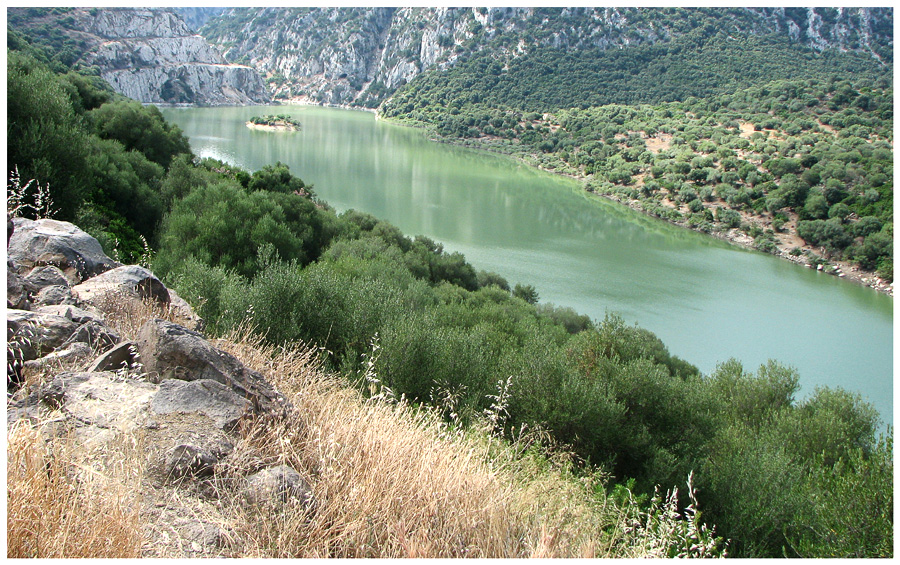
7,51,190,260
383,71,893,281
384,31,889,113
248,114,302,129
7,33,892,558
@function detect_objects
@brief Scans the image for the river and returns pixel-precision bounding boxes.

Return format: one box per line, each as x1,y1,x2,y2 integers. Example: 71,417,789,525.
161,105,894,426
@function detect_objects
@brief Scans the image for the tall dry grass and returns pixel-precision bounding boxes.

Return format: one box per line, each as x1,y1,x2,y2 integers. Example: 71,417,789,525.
7,296,723,558
213,326,628,557
6,422,144,557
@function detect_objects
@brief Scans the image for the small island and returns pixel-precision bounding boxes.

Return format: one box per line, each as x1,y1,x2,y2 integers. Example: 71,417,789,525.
246,114,301,131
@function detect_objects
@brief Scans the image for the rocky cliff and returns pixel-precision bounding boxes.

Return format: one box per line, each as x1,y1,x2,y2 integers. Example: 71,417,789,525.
8,7,271,106
199,7,892,107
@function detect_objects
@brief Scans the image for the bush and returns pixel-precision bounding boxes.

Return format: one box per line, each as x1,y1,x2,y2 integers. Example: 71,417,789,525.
155,181,334,279
87,100,191,168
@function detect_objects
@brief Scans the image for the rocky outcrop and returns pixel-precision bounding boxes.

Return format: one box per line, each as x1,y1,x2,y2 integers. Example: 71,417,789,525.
7,216,315,557
72,265,170,305
135,319,287,415
7,7,270,106
8,217,120,284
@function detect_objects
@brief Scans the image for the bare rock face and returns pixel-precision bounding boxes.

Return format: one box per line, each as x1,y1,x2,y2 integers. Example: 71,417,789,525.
152,378,251,430
7,309,82,364
136,319,288,414
34,304,106,325
7,263,29,310
33,284,77,307
38,371,158,430
164,432,235,479
79,8,270,105
72,265,170,306
23,265,71,293
8,218,119,284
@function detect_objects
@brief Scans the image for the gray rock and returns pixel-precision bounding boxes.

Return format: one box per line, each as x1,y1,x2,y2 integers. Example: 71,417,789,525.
164,432,234,479
86,340,139,373
24,342,94,373
35,304,106,325
60,320,121,353
38,371,158,429
174,519,225,549
151,378,250,430
23,265,70,292
243,465,315,509
136,319,287,414
167,288,204,332
34,284,77,307
8,217,119,283
72,264,170,306
7,309,81,362
7,263,29,310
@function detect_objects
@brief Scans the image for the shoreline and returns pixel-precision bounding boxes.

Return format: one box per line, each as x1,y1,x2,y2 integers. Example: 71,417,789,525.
245,121,300,132
378,115,893,298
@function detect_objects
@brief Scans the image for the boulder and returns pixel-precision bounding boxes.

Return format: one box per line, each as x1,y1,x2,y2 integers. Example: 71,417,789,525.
23,265,70,292
151,378,251,430
72,264,170,306
60,319,121,353
7,263,30,310
7,309,81,363
35,304,106,325
136,319,286,414
38,371,158,430
33,284,77,307
8,217,119,283
164,432,234,479
242,465,315,509
167,288,204,332
85,340,139,374
23,342,94,373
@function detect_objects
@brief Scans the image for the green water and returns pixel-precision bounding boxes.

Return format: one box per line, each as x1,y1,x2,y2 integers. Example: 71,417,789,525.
162,105,894,425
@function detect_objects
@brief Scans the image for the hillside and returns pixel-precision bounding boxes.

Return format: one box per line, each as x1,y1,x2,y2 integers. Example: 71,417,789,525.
6,7,270,105
198,7,892,107
6,10,894,558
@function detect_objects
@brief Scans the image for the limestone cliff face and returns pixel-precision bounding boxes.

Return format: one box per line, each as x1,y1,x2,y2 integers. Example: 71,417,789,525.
199,7,892,107
9,7,270,106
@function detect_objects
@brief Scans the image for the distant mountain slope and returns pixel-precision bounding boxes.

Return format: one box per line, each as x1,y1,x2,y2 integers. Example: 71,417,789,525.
198,7,892,107
7,7,270,105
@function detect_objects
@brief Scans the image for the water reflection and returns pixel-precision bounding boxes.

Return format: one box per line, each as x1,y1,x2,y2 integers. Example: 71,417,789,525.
162,105,893,426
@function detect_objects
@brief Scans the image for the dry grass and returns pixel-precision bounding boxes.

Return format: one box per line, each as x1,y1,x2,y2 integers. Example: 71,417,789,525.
6,421,144,557
92,289,194,341
7,298,722,558
213,326,624,557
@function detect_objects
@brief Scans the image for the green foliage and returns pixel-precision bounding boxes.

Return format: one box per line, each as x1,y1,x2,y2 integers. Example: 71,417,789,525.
9,20,893,557
249,114,301,128
87,100,191,168
789,435,893,558
154,179,334,279
7,51,92,220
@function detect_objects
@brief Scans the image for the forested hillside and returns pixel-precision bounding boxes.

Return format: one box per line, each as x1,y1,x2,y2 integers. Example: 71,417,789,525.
383,76,894,287
198,7,892,107
7,24,893,555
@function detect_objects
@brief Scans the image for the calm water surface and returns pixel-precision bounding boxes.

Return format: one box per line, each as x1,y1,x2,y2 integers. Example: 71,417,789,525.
162,105,894,425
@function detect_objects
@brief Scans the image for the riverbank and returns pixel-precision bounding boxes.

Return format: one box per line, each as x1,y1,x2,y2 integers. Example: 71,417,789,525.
378,113,893,298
